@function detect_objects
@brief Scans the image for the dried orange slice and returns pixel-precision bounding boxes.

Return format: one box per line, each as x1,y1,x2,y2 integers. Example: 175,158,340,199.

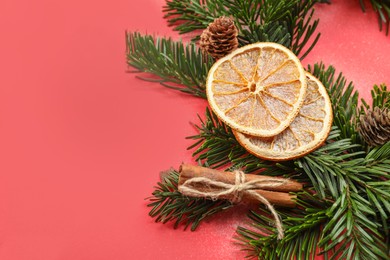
233,73,333,161
206,42,307,137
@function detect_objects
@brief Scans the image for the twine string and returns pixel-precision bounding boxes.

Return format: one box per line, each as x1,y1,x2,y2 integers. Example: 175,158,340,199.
178,170,286,239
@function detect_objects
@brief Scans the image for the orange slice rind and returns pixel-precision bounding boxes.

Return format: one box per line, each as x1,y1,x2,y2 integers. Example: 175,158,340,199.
206,42,307,137
233,73,333,161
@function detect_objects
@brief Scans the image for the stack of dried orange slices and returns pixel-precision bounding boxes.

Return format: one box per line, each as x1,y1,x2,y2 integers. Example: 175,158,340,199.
206,42,333,161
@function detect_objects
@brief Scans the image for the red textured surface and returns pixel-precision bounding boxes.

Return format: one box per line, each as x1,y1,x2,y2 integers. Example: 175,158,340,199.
0,0,389,259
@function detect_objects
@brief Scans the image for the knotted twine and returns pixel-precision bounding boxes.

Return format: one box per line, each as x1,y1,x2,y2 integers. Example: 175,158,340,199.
178,170,286,239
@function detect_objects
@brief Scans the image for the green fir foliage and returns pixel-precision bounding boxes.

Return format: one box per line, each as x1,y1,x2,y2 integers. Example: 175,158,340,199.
147,64,390,259
308,63,361,145
126,32,213,98
360,0,390,35
361,84,390,111
126,1,390,259
236,191,330,259
163,0,320,59
147,169,232,231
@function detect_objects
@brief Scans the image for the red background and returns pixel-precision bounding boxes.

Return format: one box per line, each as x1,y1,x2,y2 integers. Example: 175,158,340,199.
0,0,389,259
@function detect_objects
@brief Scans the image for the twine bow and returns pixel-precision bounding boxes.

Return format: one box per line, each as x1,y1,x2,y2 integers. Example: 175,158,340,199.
178,170,286,239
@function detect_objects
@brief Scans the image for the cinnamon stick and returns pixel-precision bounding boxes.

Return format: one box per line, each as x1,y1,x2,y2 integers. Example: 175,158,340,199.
179,164,302,192
178,164,302,208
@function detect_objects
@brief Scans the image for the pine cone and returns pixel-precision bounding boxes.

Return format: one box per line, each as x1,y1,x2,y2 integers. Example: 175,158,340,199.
358,107,390,146
199,16,238,60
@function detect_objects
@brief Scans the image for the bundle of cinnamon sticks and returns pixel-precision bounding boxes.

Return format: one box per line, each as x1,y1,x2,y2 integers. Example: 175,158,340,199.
178,164,302,207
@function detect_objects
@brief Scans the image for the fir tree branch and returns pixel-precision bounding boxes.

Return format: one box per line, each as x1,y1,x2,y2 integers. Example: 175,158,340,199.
370,84,390,108
236,191,330,260
186,107,246,169
319,186,389,260
163,0,321,59
126,32,213,98
236,139,390,259
289,0,321,59
296,127,364,199
360,84,390,111
147,169,233,230
307,63,361,146
360,0,390,35
163,0,225,34
230,0,296,47
363,142,390,237
313,141,390,259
